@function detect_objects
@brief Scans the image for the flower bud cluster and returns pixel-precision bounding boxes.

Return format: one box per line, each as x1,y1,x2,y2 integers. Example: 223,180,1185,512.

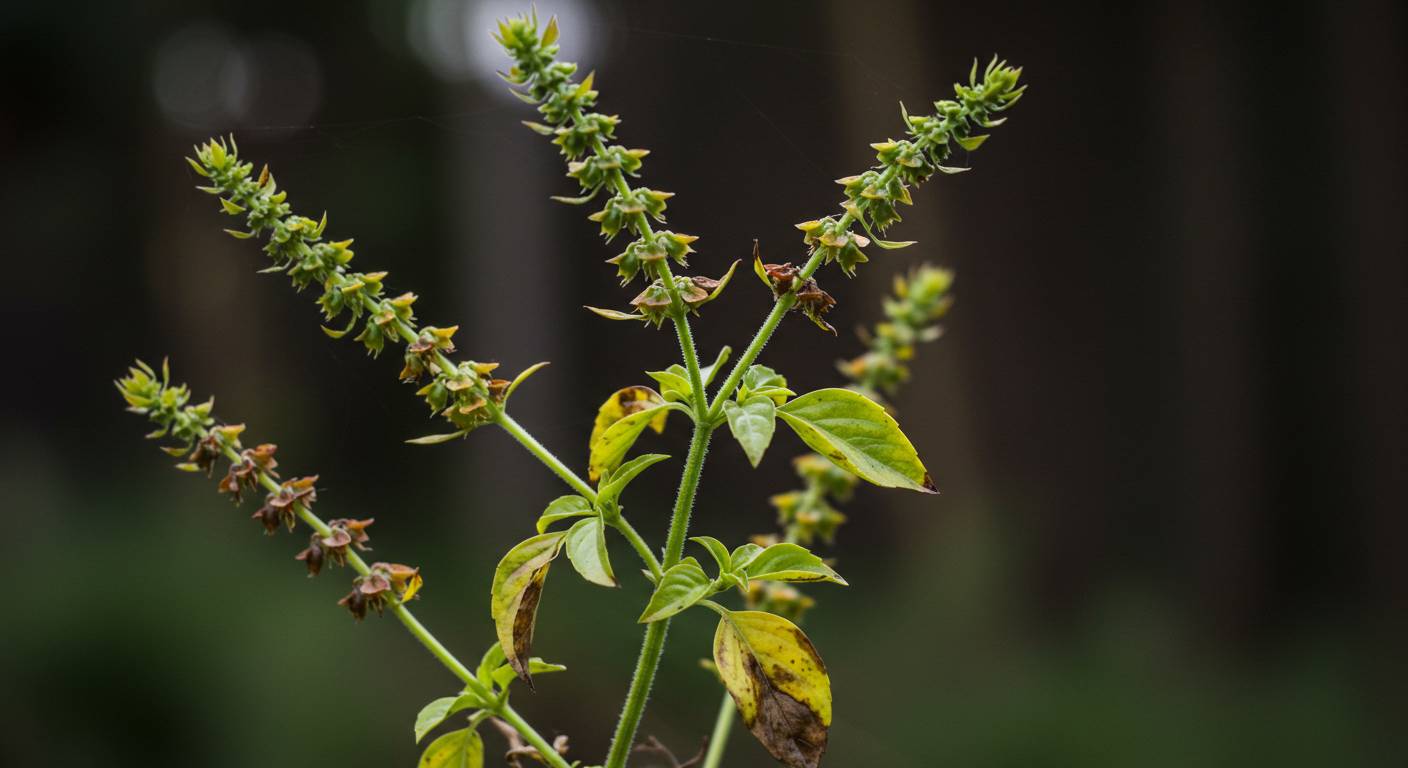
119,360,420,620
497,12,715,310
188,138,505,434
796,56,1025,276
766,454,856,546
838,265,954,402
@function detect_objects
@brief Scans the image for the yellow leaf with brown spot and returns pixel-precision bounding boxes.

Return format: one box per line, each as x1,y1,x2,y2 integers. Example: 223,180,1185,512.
490,532,565,686
713,610,831,768
587,386,668,482
418,726,483,768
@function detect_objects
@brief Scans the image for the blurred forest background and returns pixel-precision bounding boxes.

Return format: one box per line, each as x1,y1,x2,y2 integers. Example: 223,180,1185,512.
2,1,1405,766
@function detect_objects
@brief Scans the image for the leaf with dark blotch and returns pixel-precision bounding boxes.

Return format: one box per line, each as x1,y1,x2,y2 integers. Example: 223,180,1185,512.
587,386,668,482
418,726,484,768
713,610,831,768
490,533,566,685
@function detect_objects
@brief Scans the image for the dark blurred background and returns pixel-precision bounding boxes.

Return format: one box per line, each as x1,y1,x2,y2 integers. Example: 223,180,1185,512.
3,0,1405,765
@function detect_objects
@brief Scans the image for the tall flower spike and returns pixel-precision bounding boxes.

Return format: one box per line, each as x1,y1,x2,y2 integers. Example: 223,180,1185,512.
497,12,718,319
797,57,1025,276
119,359,421,619
187,138,509,435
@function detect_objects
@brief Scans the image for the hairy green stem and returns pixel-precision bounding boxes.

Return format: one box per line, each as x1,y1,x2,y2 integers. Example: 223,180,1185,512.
494,410,599,502
228,445,571,768
701,690,736,768
604,421,714,768
589,121,708,415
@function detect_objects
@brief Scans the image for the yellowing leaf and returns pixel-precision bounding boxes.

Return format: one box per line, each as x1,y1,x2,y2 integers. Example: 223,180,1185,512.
776,388,935,493
587,386,667,482
713,610,831,768
490,533,565,686
418,726,483,768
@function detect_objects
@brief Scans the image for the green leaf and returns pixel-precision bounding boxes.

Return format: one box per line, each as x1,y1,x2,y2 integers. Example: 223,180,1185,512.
645,367,693,403
504,361,550,402
475,642,507,691
956,133,989,151
490,658,566,690
690,535,732,572
415,694,480,743
700,346,732,387
729,543,764,572
741,364,787,394
598,453,670,508
738,364,792,405
587,386,668,482
638,558,713,623
647,369,692,403
744,543,846,585
586,305,644,321
565,516,616,587
776,388,936,493
536,495,594,534
722,396,776,468
405,430,469,445
418,727,484,768
713,610,831,768
490,533,565,685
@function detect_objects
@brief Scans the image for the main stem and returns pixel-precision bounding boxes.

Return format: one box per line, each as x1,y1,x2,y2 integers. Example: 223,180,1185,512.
603,420,713,768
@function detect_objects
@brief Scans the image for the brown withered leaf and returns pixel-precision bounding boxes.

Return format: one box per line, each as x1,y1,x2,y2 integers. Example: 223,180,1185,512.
490,532,567,686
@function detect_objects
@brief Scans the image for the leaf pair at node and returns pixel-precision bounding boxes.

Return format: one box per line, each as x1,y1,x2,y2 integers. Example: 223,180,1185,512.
637,538,845,624
719,365,935,493
412,640,566,766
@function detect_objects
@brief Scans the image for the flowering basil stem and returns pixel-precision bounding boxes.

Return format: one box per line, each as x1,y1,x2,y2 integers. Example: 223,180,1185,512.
122,9,1024,768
